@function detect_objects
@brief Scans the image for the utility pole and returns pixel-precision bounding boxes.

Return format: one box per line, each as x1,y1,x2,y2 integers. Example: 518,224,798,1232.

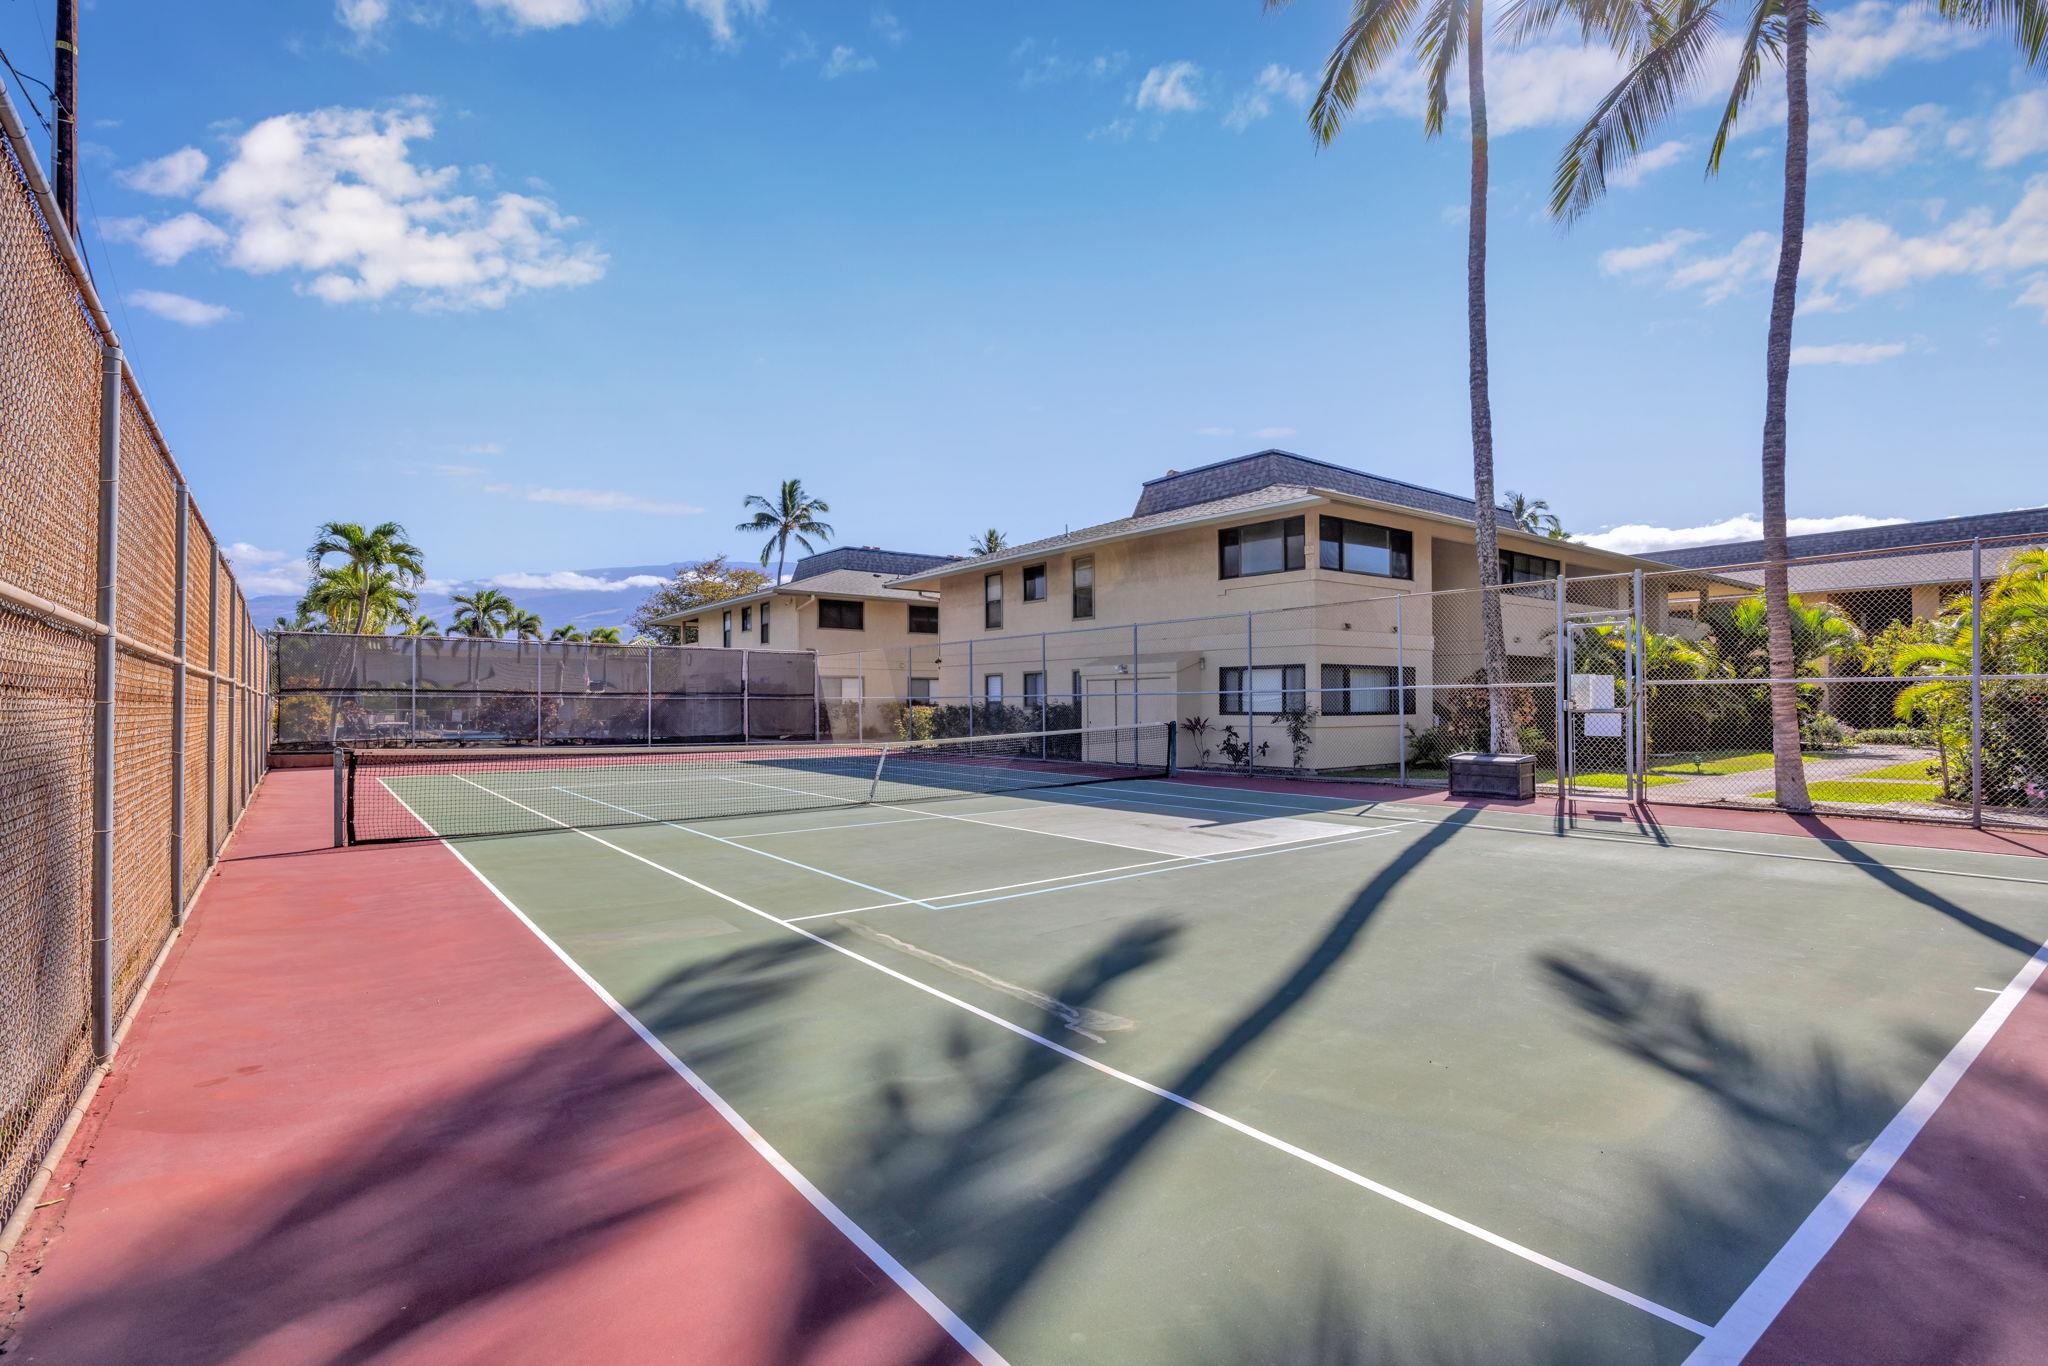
54,0,79,236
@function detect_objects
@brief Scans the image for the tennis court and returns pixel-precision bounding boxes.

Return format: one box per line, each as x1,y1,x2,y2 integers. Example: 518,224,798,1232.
327,726,2048,1364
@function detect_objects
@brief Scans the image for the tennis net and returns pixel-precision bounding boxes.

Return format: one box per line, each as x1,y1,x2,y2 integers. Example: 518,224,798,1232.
337,721,1176,844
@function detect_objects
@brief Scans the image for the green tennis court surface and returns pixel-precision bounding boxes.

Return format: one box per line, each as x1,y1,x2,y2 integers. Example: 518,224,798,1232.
381,761,2048,1364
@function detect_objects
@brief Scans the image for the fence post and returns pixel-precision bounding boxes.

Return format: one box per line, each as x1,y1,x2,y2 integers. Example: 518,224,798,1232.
1630,569,1645,805
206,554,218,857
1395,596,1406,787
333,748,347,848
741,648,751,741
967,639,975,736
1040,631,1049,738
409,635,419,742
1244,612,1254,772
170,482,189,924
1131,625,1140,760
225,600,237,825
1554,573,1568,824
90,344,121,1059
1970,538,1984,830
645,643,655,745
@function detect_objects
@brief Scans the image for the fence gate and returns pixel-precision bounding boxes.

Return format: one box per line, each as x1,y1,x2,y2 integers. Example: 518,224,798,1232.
1557,607,1643,812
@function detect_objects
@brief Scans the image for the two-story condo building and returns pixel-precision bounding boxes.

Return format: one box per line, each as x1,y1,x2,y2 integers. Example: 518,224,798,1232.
886,450,1663,769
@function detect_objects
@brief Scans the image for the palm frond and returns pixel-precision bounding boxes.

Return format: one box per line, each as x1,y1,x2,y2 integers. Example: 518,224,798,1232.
1497,0,1648,53
1306,0,1428,145
1550,0,1726,221
1415,0,1468,139
1939,0,2048,65
1707,0,1784,174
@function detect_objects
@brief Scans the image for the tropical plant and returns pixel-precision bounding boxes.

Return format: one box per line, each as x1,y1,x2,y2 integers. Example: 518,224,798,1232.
272,602,318,633
1701,594,1861,678
1278,705,1319,771
506,608,544,643
1179,715,1214,766
1503,490,1565,539
449,588,515,639
1269,0,1530,752
737,479,834,586
586,626,624,644
550,624,586,642
399,613,439,637
629,555,774,643
1537,0,2047,807
968,529,1009,556
300,564,418,635
306,521,424,639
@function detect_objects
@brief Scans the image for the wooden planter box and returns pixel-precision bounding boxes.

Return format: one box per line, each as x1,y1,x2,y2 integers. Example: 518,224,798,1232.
1448,752,1537,799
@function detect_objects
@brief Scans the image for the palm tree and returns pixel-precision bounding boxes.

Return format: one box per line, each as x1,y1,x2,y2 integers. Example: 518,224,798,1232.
1268,0,1519,750
586,626,624,644
1502,491,1565,539
306,521,425,639
507,608,544,643
1539,0,2046,807
399,613,439,637
449,588,515,639
301,564,417,635
737,479,834,586
550,624,586,642
968,529,1009,556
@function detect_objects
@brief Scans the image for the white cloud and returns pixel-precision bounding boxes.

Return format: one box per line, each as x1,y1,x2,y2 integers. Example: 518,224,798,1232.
1790,341,1908,365
1609,140,1689,189
1252,426,1297,440
116,147,209,197
1088,118,1136,143
128,289,235,327
1987,90,2048,170
2017,275,2048,320
1667,230,1779,303
1583,514,1905,556
1598,229,1705,276
823,45,877,78
474,0,633,30
1136,61,1204,115
484,483,703,514
225,543,312,596
486,570,669,592
1223,64,1311,132
336,0,390,37
1810,0,1984,86
105,211,231,265
1012,39,1125,89
870,7,905,46
1813,104,1946,172
163,104,607,309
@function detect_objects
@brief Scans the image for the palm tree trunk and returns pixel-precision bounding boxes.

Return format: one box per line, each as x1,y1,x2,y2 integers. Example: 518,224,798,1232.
1465,4,1512,753
1762,0,1812,811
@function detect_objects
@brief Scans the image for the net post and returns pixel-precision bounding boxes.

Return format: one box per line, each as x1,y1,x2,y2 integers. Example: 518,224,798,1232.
1164,719,1177,777
1243,612,1254,773
1395,596,1406,788
868,743,890,802
333,747,348,847
90,342,121,1061
171,481,190,924
1969,538,1984,830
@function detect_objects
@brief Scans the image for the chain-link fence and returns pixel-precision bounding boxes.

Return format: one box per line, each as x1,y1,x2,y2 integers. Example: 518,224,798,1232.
2,88,269,1242
813,534,2047,830
269,633,819,749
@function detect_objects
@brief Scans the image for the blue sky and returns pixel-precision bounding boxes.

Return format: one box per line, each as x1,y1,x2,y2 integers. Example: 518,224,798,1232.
4,0,2044,606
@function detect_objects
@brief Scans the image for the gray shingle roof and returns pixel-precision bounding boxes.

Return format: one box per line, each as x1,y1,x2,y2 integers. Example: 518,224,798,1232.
652,569,934,624
1651,508,2048,568
791,546,958,579
1133,450,1488,521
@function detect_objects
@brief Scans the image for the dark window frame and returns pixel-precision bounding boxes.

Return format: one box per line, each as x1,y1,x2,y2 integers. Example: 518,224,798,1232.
1071,555,1095,619
817,598,866,630
681,620,700,645
759,602,770,645
984,572,1004,630
739,605,752,633
1022,563,1047,602
721,610,732,649
907,677,936,702
1500,550,1563,584
984,673,1004,703
1217,663,1307,716
1318,515,1414,581
1319,663,1418,716
1022,670,1046,709
1218,516,1307,580
907,602,939,634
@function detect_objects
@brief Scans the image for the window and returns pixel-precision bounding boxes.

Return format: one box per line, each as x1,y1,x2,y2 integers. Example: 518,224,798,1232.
681,620,700,645
908,603,939,634
740,605,752,633
818,598,865,630
721,610,732,648
1319,516,1413,580
1500,550,1563,584
907,677,935,702
1070,669,1082,701
1218,664,1307,715
1071,556,1095,619
1023,671,1045,710
758,602,770,645
1022,564,1047,602
984,572,1004,630
984,674,1004,703
1319,664,1418,716
1219,516,1306,579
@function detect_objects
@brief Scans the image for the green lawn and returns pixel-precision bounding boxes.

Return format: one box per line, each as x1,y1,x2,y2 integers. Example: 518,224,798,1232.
1646,750,1777,777
1563,771,1684,789
1748,779,1947,805
1850,758,1942,781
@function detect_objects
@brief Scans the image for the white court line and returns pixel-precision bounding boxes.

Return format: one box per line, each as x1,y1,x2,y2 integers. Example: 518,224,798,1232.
730,814,944,840
783,853,1201,923
1685,936,2048,1363
371,782,1007,1366
889,801,1209,861
450,778,1709,1337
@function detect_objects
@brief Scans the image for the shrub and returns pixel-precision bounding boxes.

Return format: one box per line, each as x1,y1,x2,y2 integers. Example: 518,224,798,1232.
1849,726,1931,747
1278,706,1318,771
1179,716,1214,766
1799,711,1852,751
